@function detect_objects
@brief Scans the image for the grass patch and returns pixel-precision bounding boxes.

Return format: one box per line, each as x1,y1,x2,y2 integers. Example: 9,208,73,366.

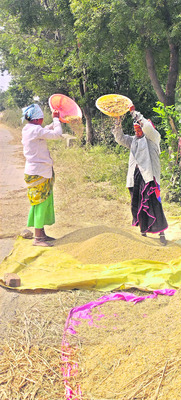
49,141,130,202
49,140,179,211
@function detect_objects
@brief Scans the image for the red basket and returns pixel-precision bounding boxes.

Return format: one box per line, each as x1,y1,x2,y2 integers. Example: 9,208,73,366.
49,94,82,123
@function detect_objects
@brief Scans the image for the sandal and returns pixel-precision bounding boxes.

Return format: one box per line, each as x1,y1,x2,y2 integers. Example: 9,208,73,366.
44,235,56,241
33,237,54,247
40,229,56,241
159,233,167,246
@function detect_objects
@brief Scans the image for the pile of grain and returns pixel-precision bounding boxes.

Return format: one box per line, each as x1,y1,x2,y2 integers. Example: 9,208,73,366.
58,226,181,264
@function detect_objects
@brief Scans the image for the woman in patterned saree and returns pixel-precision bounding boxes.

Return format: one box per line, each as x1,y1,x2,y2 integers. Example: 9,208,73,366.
22,103,64,247
112,105,168,246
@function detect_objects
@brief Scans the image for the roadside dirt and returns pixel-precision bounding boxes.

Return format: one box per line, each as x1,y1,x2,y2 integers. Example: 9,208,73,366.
0,123,181,399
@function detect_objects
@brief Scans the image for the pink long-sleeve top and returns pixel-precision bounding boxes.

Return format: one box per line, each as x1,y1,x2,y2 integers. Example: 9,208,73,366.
22,117,63,178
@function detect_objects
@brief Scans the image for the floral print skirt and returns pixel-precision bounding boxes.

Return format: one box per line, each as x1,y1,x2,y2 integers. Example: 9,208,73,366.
24,172,55,206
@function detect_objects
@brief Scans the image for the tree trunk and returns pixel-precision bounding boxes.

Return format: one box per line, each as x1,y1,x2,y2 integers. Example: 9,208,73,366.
145,41,179,107
79,69,94,145
145,47,167,104
83,105,94,145
145,44,179,137
165,41,179,106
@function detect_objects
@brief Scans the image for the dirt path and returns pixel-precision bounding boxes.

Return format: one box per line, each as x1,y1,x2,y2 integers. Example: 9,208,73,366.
0,127,25,196
0,125,27,261
0,125,29,333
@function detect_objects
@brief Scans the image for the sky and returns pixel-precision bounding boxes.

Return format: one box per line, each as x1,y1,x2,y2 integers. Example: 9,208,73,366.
0,70,12,91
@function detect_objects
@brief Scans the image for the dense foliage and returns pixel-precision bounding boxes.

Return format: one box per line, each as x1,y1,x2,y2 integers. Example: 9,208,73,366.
153,102,181,202
0,0,180,199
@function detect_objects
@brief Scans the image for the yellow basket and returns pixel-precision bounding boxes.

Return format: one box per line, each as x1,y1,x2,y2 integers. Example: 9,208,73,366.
96,94,132,117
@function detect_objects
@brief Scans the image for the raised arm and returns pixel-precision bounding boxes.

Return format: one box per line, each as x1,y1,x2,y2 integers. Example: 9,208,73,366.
38,110,63,140
112,118,133,149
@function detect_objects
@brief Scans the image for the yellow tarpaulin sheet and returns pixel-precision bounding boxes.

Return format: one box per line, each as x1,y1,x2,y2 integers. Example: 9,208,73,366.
0,237,181,292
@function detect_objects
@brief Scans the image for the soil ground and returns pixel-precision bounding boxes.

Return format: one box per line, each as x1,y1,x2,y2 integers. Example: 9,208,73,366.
0,123,181,400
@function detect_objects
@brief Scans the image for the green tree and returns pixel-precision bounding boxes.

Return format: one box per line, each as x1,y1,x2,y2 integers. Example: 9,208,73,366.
4,79,34,108
109,0,181,107
0,0,157,144
1,0,180,144
0,0,103,143
0,89,6,111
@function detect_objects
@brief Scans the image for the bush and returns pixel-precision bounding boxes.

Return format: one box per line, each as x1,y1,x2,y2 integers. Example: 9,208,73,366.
153,102,181,203
1,108,23,127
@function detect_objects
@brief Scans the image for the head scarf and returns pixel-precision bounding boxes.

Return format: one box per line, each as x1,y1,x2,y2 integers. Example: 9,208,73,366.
133,122,143,137
22,104,44,122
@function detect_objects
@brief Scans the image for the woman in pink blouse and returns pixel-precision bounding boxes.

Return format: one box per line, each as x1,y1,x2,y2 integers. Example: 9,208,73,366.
22,103,64,247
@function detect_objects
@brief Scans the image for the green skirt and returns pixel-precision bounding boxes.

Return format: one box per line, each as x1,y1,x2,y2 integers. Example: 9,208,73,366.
27,192,55,229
